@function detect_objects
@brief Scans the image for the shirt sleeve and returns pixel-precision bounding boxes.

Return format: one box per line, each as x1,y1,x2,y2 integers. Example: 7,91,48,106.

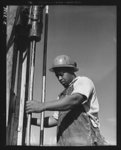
52,111,59,120
71,77,94,103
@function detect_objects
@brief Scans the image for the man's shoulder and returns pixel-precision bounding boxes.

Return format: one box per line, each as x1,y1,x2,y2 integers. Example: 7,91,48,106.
76,76,92,83
74,76,94,88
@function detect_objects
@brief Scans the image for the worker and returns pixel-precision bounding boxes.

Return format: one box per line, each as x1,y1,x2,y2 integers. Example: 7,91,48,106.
26,55,106,146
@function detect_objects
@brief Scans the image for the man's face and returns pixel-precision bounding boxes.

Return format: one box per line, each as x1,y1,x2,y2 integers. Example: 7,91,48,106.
54,68,74,87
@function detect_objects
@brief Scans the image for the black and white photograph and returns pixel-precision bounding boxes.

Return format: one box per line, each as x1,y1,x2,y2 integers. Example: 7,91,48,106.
6,3,117,146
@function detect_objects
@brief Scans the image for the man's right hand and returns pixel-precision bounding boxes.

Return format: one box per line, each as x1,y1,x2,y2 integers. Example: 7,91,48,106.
26,100,45,113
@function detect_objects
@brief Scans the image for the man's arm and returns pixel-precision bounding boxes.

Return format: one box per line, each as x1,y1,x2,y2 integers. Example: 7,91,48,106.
31,116,58,127
26,93,86,113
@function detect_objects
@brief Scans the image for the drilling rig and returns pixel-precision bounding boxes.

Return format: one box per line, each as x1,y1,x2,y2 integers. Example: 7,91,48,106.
6,5,49,146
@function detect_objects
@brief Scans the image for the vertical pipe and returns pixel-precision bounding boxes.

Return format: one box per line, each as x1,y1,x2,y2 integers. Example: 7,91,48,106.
25,5,44,145
25,40,36,145
39,5,49,146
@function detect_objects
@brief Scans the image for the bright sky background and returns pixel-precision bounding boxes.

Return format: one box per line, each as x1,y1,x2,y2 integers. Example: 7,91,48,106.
30,5,116,146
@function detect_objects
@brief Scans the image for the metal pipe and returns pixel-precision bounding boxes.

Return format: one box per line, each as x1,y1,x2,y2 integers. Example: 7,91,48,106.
39,5,49,146
25,5,44,146
25,40,36,145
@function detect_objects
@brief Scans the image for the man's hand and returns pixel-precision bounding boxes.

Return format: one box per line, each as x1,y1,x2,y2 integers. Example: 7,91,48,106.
26,100,45,113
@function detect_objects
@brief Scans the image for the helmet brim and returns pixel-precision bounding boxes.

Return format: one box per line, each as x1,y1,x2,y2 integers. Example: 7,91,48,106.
49,65,79,72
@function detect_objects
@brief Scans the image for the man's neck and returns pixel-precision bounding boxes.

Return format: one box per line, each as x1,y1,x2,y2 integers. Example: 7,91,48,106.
64,75,77,88
69,75,77,85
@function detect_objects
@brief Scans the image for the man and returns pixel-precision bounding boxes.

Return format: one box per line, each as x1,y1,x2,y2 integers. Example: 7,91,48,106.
26,55,106,146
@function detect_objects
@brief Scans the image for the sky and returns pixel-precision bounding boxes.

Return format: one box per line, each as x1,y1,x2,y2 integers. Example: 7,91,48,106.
29,5,116,145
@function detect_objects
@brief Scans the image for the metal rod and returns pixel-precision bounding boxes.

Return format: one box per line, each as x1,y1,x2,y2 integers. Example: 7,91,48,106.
39,5,49,146
26,40,36,145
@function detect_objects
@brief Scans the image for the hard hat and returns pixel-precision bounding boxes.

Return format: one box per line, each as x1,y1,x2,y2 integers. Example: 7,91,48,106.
49,55,79,72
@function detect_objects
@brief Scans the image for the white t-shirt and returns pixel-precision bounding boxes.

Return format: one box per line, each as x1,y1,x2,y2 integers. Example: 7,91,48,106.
53,76,100,127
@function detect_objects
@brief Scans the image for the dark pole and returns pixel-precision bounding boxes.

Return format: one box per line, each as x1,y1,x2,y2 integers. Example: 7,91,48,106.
40,5,49,146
